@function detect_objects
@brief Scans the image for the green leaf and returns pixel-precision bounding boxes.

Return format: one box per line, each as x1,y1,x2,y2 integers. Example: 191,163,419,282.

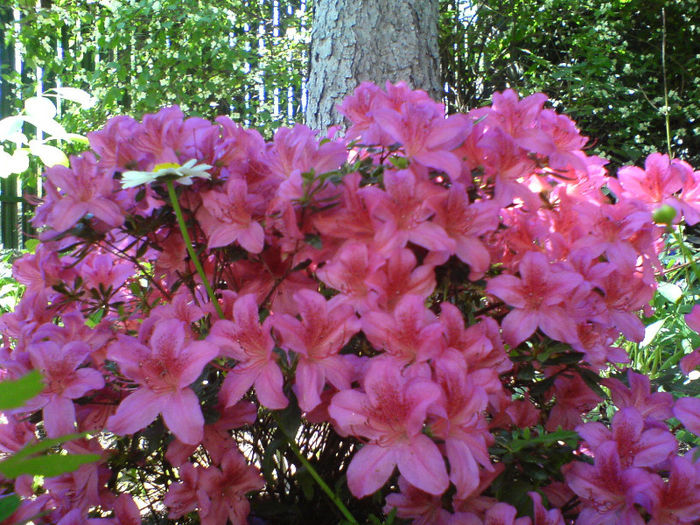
12,432,90,462
0,370,44,410
24,239,39,253
0,116,25,143
50,87,96,109
640,319,665,348
0,494,21,521
24,96,56,120
657,282,683,304
28,140,69,167
0,453,100,478
388,156,408,169
0,150,30,178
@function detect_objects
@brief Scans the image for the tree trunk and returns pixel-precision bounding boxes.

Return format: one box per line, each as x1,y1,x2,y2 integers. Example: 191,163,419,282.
305,0,441,130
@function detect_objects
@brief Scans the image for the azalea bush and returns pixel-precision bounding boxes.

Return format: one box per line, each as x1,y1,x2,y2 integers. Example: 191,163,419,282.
1,81,699,524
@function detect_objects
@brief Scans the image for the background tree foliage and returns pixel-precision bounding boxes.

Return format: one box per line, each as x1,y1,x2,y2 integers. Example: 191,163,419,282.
440,0,700,169
2,0,309,138
2,0,697,163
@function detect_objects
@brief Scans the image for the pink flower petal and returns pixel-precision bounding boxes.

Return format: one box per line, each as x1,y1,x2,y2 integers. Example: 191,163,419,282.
395,434,449,496
161,389,204,445
108,388,165,436
346,444,396,498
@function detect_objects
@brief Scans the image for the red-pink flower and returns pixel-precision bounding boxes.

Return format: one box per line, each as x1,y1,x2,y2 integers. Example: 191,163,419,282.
648,454,700,524
614,152,684,213
486,251,583,346
564,441,657,525
603,370,674,424
361,294,444,364
197,177,265,252
673,397,700,436
196,449,265,525
107,319,217,444
329,357,448,497
373,102,470,181
208,294,288,410
577,407,676,468
364,168,454,253
430,183,500,280
39,153,123,232
272,289,360,412
25,340,104,437
431,354,493,499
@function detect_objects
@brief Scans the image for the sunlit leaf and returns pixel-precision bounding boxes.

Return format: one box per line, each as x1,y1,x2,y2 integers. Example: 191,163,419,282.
0,150,30,178
0,116,25,143
23,116,68,140
0,494,21,521
51,87,96,109
0,453,100,478
24,96,57,120
28,140,69,167
657,282,683,304
0,370,44,410
641,319,665,348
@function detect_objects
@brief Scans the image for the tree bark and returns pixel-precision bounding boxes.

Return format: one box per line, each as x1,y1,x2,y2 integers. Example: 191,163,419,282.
305,0,441,130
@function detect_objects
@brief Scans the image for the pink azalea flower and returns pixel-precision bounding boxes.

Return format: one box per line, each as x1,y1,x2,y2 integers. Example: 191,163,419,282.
164,462,200,520
313,172,378,244
577,407,677,468
24,340,104,437
431,354,493,499
328,357,448,497
538,109,588,174
545,372,601,431
648,454,700,524
430,183,500,279
107,318,218,444
208,294,288,410
564,441,658,525
673,397,700,436
39,153,123,232
197,177,265,252
272,289,360,412
680,349,700,375
488,89,552,155
529,491,565,525
486,251,583,346
85,494,141,525
196,449,265,525
384,476,454,525
167,400,257,467
603,370,674,423
316,240,383,314
263,123,347,180
372,101,470,181
364,168,454,254
614,153,684,213
361,294,444,364
676,161,700,225
685,304,700,332
365,247,442,311
86,114,145,175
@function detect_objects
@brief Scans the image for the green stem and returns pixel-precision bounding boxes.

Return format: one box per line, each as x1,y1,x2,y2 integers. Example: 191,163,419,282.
672,225,700,284
271,412,359,525
661,7,672,158
166,180,224,319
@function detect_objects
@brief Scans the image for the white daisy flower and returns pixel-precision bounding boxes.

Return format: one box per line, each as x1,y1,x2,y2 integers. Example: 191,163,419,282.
120,159,213,189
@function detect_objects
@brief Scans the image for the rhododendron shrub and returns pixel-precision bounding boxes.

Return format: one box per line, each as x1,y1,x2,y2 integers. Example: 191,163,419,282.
1,81,699,524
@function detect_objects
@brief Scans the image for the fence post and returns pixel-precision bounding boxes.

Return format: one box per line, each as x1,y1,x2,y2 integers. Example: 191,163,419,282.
0,5,20,251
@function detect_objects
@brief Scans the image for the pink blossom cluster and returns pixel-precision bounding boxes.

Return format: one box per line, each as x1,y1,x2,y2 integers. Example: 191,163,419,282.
1,81,699,524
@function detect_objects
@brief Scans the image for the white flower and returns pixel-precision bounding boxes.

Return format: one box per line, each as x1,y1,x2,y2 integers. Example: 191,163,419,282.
120,159,213,189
